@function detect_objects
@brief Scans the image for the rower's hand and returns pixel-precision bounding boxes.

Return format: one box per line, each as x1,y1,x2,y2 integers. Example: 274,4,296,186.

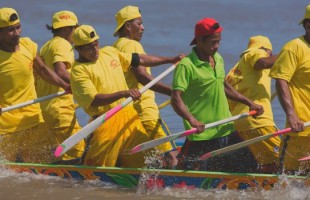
287,113,304,132
249,102,264,117
189,117,205,133
126,89,141,101
172,53,186,63
65,85,72,94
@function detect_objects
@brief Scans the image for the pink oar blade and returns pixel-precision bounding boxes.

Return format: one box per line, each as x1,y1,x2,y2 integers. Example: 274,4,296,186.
298,156,310,161
130,110,257,154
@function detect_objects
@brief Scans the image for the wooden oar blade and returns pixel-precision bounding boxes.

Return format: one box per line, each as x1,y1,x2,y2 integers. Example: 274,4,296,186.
199,121,310,161
130,111,257,154
298,156,310,161
2,91,67,113
199,134,273,161
130,128,197,154
54,64,177,157
54,113,106,157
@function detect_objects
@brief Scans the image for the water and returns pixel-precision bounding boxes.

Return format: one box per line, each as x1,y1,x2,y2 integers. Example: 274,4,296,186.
1,0,309,199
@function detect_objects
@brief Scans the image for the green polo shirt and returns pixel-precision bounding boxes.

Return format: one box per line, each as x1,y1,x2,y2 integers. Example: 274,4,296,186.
172,49,235,141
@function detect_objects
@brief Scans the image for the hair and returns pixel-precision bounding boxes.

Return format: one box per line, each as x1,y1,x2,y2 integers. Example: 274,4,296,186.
303,19,310,28
118,19,135,35
46,24,57,34
201,35,212,43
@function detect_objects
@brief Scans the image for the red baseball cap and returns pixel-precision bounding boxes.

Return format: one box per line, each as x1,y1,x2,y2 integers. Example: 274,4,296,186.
190,18,223,46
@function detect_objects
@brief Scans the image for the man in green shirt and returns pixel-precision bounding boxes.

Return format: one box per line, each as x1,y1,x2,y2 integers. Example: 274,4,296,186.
171,18,264,172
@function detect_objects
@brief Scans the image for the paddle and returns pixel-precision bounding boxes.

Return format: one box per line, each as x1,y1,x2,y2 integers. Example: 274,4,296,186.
158,99,171,110
54,63,178,157
130,110,257,154
0,91,67,114
199,121,310,161
299,156,310,161
271,91,277,101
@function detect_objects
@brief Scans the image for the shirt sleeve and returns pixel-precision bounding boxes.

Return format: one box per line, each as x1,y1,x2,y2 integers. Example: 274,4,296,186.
52,40,74,68
172,63,190,92
270,48,297,82
71,65,98,108
246,49,268,69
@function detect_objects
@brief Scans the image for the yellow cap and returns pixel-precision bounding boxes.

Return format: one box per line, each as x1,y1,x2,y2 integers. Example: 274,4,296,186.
52,10,78,29
72,25,99,47
0,7,20,28
242,35,272,56
299,4,310,25
113,5,141,36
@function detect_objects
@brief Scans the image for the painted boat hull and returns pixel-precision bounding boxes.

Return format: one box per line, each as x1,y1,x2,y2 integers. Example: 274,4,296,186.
2,162,308,190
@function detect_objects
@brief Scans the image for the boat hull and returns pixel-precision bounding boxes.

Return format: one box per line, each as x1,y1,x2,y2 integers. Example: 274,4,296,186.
2,162,308,190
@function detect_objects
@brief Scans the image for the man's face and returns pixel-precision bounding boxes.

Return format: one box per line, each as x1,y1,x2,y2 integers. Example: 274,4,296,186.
127,17,144,42
196,32,221,56
304,19,310,36
76,40,99,62
0,23,21,47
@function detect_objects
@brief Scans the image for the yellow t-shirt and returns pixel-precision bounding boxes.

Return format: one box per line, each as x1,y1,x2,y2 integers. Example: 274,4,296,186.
226,49,275,131
70,46,133,117
0,37,44,134
113,38,159,121
270,36,310,136
36,36,76,128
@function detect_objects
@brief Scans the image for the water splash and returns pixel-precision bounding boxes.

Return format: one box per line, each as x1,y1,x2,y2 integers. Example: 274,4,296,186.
136,150,164,195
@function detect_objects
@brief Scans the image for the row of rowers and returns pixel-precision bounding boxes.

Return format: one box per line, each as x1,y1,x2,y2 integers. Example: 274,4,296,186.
0,4,310,176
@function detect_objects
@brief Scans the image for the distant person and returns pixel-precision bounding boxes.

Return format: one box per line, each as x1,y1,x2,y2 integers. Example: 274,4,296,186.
171,18,264,172
70,25,182,167
113,5,178,168
0,8,69,163
36,10,85,164
270,4,310,175
226,35,280,173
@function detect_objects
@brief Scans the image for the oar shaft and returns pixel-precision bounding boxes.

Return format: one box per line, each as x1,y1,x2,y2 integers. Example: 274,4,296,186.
1,91,67,113
54,63,177,157
199,121,310,161
158,99,171,110
130,110,257,154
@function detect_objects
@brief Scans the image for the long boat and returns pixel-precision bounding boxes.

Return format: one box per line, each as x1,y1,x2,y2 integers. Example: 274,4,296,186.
2,162,309,190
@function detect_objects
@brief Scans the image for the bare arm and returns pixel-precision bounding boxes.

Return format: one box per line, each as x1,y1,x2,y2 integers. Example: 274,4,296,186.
91,89,141,107
54,62,71,83
131,66,172,96
275,78,304,132
138,54,183,67
254,55,278,70
224,80,264,116
171,90,205,133
33,55,69,90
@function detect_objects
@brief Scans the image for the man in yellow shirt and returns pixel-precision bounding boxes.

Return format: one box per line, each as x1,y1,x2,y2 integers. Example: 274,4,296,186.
70,25,181,167
270,4,310,175
0,8,69,163
113,5,177,168
36,11,85,164
226,35,280,173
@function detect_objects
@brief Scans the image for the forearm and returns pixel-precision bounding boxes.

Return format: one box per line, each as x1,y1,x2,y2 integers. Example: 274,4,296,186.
224,81,252,106
275,79,296,117
38,67,68,88
171,91,196,123
254,55,277,70
54,62,71,83
91,91,127,106
139,54,179,67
